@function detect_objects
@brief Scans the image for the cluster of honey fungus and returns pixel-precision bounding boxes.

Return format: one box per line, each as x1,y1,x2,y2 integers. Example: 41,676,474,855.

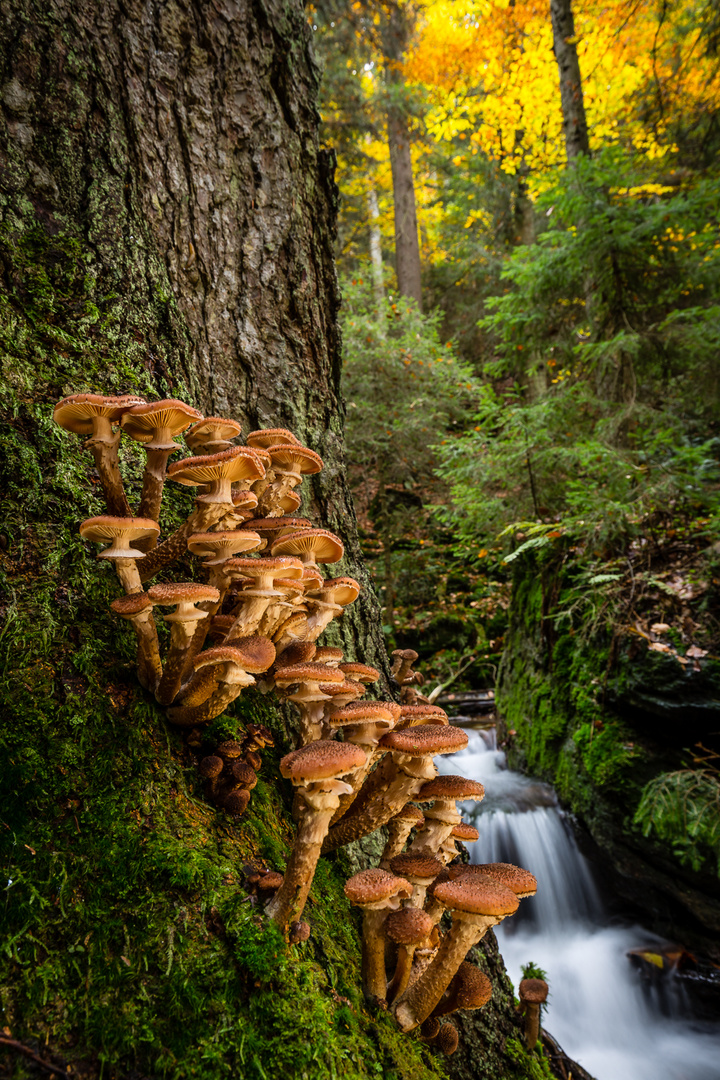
53,394,539,1052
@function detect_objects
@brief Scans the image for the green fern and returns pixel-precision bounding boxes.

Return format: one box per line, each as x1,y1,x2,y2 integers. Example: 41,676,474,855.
634,769,720,875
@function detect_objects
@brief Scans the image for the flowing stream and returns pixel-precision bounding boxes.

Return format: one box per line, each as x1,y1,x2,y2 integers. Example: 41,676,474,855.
437,726,720,1080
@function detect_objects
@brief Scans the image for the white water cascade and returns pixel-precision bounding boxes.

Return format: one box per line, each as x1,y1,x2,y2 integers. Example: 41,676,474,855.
437,726,720,1080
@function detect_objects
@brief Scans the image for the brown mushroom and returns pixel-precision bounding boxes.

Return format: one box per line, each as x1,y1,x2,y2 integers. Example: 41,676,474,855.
273,662,346,745
259,445,323,513
389,853,444,910
185,417,242,455
409,775,485,858
380,804,425,867
385,906,435,1002
224,556,304,637
391,648,419,684
344,869,412,1002
121,399,203,528
431,961,492,1019
80,515,160,593
433,1022,459,1056
167,637,275,726
110,591,162,691
519,978,548,1048
148,582,220,706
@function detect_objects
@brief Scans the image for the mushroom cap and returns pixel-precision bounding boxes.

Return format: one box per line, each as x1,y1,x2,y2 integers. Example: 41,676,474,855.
313,645,344,664
379,724,468,757
452,822,480,842
519,978,548,1005
393,648,419,663
110,591,154,616
256,871,284,891
225,555,304,581
466,863,537,897
194,638,276,674
417,775,486,803
311,576,361,606
271,528,344,564
389,853,444,882
432,876,519,917
344,868,412,906
242,517,312,536
268,444,323,474
326,701,397,727
216,740,244,759
273,577,306,596
289,920,311,943
209,614,236,638
148,582,220,607
224,789,251,816
280,739,366,783
199,755,224,779
274,662,346,685
385,907,434,945
426,866,466,900
278,490,302,513
230,761,258,788
391,804,425,825
448,962,493,1009
319,679,365,698
120,399,203,446
397,704,449,728
301,566,324,590
232,489,259,510
246,428,301,449
185,417,242,447
339,662,380,683
53,392,146,434
187,531,262,559
168,446,264,487
435,1023,459,1056
276,642,317,666
80,516,160,557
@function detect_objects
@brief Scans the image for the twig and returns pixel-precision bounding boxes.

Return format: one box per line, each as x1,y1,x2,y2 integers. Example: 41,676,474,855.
427,652,478,703
0,1036,69,1078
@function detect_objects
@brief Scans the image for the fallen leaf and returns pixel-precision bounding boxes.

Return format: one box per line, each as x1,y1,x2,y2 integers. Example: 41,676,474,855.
650,623,671,634
686,645,708,658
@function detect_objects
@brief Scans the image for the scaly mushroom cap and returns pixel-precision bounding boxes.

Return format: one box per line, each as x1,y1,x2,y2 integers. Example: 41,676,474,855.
464,863,537,897
168,446,264,488
432,876,519,918
519,978,548,1005
256,871,284,893
199,755,224,779
242,517,312,538
435,1023,459,1055
392,804,425,826
268,444,323,475
274,662,346,685
276,642,317,666
225,556,304,583
280,739,366,784
232,489,259,512
246,428,301,449
194,638,276,674
271,528,344,565
187,531,262,561
224,789,251,815
216,740,244,760
320,679,365,698
389,854,444,883
185,417,242,451
426,866,466,901
326,701,397,729
120,399,203,448
379,725,468,757
310,577,361,606
397,705,449,728
53,393,146,435
80,515,160,557
385,907,434,945
448,963,493,1009
313,646,344,665
230,761,258,788
110,591,154,616
344,868,413,906
452,823,480,842
339,662,380,684
148,582,220,610
417,775,486,803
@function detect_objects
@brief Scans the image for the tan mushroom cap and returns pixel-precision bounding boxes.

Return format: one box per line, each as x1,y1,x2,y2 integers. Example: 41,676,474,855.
449,963,493,1009
432,876,519,918
194,637,276,674
232,489,259,510
148,582,220,607
320,679,365,698
435,1024,459,1055
168,446,265,487
519,978,548,1005
268,444,323,475
452,823,480,842
426,866,466,900
225,556,304,581
417,776,486,803
385,907,434,945
466,863,537,897
397,704,449,728
311,576,361,606
281,739,366,783
242,517,312,536
246,428,301,449
271,528,344,565
53,393,146,435
120,399,203,448
274,662,346,685
389,853,444,882
326,701,397,727
393,804,425,825
344,868,412,906
278,490,302,513
216,740,244,759
276,642,316,666
302,566,324,590
313,646,345,664
188,531,262,561
273,577,306,596
185,417,242,448
80,515,160,557
110,591,154,616
339,662,380,683
380,724,468,756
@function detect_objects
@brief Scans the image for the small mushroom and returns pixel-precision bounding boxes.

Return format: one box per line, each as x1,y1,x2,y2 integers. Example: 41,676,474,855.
259,444,323,512
389,853,444,910
223,788,251,816
224,556,304,637
380,804,425,867
344,869,412,1002
409,775,485,858
110,591,162,691
385,906,434,1002
431,961,492,1019
391,648,419,684
167,637,275,726
273,662,347,745
289,920,311,944
433,1022,459,1056
198,754,224,800
147,582,220,706
120,399,203,528
519,978,548,1048
80,515,160,593
185,416,242,455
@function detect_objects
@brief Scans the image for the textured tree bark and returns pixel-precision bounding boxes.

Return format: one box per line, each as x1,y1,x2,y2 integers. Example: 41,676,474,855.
550,0,590,161
0,0,390,680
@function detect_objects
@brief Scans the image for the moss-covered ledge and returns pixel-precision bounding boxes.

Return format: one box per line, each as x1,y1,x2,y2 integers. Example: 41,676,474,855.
497,549,720,947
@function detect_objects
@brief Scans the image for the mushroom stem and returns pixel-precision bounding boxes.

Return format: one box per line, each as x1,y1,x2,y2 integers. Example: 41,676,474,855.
393,915,494,1032
130,609,162,691
87,434,131,517
155,620,208,706
228,592,275,637
138,503,230,583
115,558,143,594
523,1003,541,1049
175,665,219,706
362,908,394,1002
137,448,175,536
166,678,249,726
408,801,461,857
387,944,416,1003
380,816,417,868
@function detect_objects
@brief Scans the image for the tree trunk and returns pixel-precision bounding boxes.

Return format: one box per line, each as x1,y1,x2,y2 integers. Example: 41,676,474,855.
550,0,590,160
382,3,423,308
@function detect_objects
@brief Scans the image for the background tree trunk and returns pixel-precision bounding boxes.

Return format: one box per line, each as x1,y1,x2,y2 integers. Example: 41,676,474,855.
550,0,590,160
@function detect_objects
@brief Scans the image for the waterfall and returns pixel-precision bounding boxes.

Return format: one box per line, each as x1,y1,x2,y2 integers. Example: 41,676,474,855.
437,727,720,1080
